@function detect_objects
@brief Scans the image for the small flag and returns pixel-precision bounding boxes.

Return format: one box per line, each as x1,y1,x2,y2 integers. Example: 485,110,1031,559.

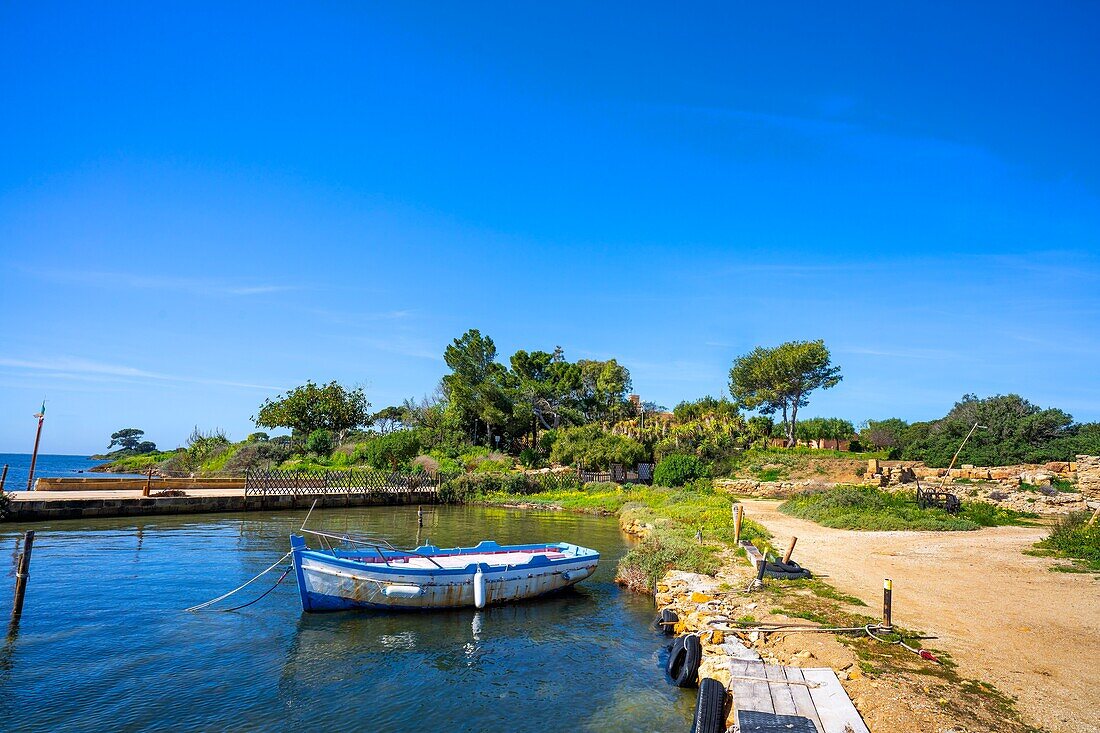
34,399,45,419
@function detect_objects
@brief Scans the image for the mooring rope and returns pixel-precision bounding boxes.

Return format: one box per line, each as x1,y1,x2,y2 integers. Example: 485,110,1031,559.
185,551,293,612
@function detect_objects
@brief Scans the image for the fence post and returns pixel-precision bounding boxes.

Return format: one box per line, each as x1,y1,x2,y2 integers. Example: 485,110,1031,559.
0,464,8,492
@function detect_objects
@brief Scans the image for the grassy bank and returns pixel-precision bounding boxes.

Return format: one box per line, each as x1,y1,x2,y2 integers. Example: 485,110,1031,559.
779,485,1038,531
1032,511,1100,571
471,479,770,590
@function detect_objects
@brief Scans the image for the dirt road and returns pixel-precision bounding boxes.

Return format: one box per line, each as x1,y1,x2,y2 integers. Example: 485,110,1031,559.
742,499,1100,733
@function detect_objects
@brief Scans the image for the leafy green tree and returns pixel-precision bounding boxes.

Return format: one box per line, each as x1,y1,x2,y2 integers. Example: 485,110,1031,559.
576,359,633,423
246,432,270,442
371,406,406,435
859,418,910,455
442,329,514,445
254,380,370,438
901,394,1078,466
509,347,583,441
729,340,842,447
109,428,152,453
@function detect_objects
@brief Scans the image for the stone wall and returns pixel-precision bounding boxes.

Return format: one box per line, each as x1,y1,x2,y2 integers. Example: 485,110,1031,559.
1077,455,1100,500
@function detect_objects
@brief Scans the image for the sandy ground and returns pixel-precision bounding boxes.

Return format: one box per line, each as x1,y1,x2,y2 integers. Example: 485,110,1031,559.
742,499,1100,733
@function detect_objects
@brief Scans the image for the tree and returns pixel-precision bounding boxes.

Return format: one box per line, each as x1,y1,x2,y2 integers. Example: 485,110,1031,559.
901,394,1077,466
371,406,406,435
442,329,513,445
729,340,842,447
576,359,633,423
254,380,370,438
860,418,910,455
109,428,147,452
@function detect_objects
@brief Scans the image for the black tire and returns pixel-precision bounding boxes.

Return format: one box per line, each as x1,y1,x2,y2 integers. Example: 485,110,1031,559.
691,677,727,733
667,634,702,688
764,560,811,580
656,608,679,635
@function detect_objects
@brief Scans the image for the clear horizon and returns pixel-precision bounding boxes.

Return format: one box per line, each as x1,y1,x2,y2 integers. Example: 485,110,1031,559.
2,3,1098,454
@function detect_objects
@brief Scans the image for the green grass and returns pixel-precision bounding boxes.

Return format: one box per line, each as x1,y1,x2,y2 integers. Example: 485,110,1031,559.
100,451,176,472
779,485,1038,531
478,481,771,588
1034,511,1100,571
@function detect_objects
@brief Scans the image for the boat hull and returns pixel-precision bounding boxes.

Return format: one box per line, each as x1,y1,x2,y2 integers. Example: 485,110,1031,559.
290,535,600,612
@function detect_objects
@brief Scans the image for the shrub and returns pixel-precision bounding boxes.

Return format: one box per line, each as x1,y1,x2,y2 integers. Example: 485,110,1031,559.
0,489,10,521
549,425,647,469
518,448,543,469
1035,511,1100,570
653,453,708,487
305,429,334,456
439,473,502,503
358,430,422,471
246,432,270,442
411,455,440,474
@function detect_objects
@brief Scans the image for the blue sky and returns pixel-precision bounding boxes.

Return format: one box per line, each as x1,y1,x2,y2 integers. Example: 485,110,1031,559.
1,2,1098,454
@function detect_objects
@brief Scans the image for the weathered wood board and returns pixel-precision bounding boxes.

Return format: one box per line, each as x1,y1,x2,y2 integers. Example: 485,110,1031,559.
728,662,869,733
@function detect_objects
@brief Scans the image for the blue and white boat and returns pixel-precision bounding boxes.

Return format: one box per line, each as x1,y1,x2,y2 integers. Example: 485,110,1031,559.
290,530,600,612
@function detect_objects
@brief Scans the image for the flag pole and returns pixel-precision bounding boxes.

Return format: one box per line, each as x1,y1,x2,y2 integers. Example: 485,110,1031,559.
26,401,45,491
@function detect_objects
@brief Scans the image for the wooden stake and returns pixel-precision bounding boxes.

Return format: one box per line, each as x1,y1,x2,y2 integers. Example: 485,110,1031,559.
734,504,744,545
143,467,153,497
0,464,7,492
1088,506,1100,527
26,412,45,490
882,578,893,630
417,505,424,527
11,531,35,620
782,536,798,564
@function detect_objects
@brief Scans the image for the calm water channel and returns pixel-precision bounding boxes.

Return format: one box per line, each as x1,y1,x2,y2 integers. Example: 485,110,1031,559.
1,505,694,732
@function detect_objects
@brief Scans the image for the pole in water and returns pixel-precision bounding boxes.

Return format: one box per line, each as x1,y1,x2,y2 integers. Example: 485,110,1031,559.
11,530,35,620
882,578,893,630
0,464,8,492
417,505,423,527
782,536,798,564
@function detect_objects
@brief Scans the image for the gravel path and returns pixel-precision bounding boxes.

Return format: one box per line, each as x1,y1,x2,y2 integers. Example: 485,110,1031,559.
742,499,1100,733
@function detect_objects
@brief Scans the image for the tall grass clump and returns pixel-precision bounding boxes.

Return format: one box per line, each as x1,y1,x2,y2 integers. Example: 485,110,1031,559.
1035,511,1100,571
779,485,1035,531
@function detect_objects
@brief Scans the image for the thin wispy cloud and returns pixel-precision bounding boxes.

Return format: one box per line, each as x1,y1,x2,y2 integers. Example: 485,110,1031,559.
0,356,278,390
840,346,969,361
29,270,299,297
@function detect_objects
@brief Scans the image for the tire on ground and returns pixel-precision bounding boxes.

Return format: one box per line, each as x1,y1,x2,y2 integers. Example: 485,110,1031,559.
691,677,727,733
667,634,702,688
764,560,811,580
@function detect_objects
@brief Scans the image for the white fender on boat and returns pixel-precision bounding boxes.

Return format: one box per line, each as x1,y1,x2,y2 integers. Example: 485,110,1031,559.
473,567,487,609
382,584,423,599
563,566,592,582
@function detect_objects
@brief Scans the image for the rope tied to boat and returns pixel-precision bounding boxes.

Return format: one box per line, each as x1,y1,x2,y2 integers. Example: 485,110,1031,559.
185,551,293,612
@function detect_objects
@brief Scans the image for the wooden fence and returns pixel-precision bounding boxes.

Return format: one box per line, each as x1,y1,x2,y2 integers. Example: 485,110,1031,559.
244,468,441,497
577,462,655,485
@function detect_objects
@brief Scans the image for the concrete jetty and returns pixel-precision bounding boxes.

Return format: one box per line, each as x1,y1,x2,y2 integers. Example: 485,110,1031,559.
5,482,439,522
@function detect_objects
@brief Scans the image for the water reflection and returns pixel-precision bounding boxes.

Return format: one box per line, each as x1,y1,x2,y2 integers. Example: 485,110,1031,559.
0,505,692,733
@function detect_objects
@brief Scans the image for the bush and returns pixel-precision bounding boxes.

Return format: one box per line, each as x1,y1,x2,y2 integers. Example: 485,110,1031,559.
305,429,334,456
439,473,502,503
246,432,270,442
411,455,440,474
779,486,1035,531
357,430,422,471
549,425,647,470
0,489,10,521
1035,511,1100,570
653,453,708,487
518,447,543,469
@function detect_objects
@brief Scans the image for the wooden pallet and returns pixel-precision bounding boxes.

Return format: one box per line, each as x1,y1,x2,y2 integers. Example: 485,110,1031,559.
728,660,869,733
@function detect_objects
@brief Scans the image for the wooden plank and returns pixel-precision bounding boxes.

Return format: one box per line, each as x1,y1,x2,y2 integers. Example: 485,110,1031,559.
803,668,870,733
783,667,824,733
729,660,775,714
765,664,799,716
